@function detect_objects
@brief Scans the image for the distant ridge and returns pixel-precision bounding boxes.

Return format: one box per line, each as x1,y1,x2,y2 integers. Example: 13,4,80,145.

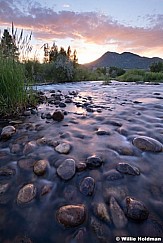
84,51,163,69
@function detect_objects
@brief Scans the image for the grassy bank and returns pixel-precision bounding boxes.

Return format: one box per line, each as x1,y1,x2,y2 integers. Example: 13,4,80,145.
0,57,35,117
117,69,163,83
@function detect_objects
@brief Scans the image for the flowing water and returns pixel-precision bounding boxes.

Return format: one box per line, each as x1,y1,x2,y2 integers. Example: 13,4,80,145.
0,81,163,242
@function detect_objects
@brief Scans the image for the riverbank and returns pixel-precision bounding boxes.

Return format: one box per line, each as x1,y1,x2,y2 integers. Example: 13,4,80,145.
0,81,163,242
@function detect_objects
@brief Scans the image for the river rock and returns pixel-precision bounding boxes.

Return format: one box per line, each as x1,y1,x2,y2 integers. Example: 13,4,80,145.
0,167,15,176
96,129,110,135
55,143,71,154
10,143,21,153
132,136,163,152
23,141,37,154
56,204,86,227
76,162,87,172
0,183,9,194
33,159,48,176
86,156,103,169
90,216,110,242
41,184,52,196
18,158,35,170
110,196,128,228
93,202,110,223
104,169,124,181
124,197,149,221
65,98,73,103
17,184,37,204
1,125,16,139
59,102,66,108
57,159,76,180
52,110,64,122
116,163,140,175
79,177,95,196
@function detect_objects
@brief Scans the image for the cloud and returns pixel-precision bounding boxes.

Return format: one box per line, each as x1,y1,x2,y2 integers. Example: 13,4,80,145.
63,4,70,8
0,0,163,57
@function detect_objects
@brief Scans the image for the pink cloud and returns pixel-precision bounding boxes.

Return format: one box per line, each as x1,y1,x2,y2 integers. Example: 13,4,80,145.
0,0,163,56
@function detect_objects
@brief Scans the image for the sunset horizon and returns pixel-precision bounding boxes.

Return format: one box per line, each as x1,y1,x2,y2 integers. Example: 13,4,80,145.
0,0,163,64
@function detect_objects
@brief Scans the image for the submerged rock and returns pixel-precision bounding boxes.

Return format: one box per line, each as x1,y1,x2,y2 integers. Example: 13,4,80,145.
17,184,37,204
116,163,140,175
79,177,95,196
57,159,76,180
0,183,9,194
52,110,64,122
1,125,16,139
133,136,163,152
86,156,103,169
124,197,149,221
56,204,86,227
110,196,128,228
23,141,37,154
104,169,124,181
93,202,110,223
90,216,110,242
55,142,71,154
33,159,48,176
0,167,15,176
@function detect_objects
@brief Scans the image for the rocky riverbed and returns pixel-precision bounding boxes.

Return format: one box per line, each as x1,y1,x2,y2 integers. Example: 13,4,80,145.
0,81,163,243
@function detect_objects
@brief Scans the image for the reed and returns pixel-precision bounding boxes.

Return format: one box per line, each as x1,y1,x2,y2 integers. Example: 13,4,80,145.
0,56,28,116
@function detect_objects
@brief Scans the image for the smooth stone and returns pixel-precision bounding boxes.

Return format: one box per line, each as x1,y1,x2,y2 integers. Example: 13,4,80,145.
56,204,86,227
90,216,110,242
0,167,15,176
41,184,52,196
124,197,149,221
36,137,47,145
0,183,9,194
86,106,94,112
116,163,140,175
23,141,37,154
1,125,16,139
17,184,37,204
110,196,128,228
57,159,76,180
93,202,110,223
33,159,48,176
71,228,86,242
104,169,124,181
18,158,35,170
76,162,87,172
65,98,73,103
55,143,71,154
133,136,163,152
96,129,110,135
59,102,66,108
46,113,52,119
10,143,21,153
79,177,95,196
86,156,103,169
52,110,64,122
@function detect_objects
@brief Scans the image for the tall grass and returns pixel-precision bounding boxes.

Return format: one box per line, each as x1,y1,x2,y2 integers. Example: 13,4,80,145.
0,56,28,116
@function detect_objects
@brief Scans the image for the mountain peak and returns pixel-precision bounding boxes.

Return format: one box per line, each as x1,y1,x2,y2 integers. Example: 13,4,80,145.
85,51,163,69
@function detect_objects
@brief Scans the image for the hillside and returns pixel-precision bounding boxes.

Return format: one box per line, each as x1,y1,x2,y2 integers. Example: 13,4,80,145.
84,51,163,69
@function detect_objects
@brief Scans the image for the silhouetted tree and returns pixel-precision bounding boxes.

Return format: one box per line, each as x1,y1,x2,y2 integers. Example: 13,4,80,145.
0,29,19,60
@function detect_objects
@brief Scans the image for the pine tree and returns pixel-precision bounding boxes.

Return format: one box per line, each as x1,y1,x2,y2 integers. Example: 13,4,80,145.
0,29,19,60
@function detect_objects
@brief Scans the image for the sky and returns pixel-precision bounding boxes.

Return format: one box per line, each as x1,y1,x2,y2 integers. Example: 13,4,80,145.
0,0,163,63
